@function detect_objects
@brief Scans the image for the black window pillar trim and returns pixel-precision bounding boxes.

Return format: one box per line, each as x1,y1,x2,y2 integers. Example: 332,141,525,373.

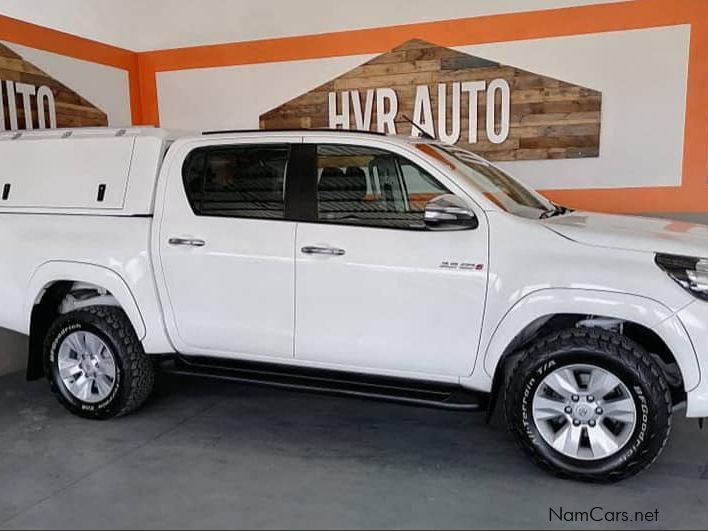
285,143,318,222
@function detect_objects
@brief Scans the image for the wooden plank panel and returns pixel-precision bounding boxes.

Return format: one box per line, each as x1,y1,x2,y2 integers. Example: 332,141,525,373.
333,71,436,91
0,42,107,129
260,38,602,161
340,60,441,79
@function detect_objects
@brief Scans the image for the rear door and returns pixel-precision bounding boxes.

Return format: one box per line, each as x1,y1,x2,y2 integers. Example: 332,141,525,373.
294,139,489,378
157,137,299,360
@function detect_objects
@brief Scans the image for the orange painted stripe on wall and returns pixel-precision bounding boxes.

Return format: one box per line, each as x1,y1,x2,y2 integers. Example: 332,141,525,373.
0,14,134,68
140,0,697,71
0,14,143,124
543,187,703,214
681,8,708,193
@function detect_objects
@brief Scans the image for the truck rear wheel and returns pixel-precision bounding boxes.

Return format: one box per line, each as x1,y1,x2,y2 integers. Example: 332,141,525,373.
44,306,155,420
505,327,672,482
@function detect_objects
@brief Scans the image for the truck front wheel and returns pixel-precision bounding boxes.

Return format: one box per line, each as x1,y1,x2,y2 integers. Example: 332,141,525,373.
44,306,155,420
505,327,672,482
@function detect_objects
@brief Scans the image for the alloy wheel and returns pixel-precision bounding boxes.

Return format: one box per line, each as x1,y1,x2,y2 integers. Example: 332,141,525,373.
531,364,637,461
57,330,117,404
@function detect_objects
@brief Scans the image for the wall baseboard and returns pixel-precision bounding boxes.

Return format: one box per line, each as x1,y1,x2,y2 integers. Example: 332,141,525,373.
0,328,27,376
642,212,708,225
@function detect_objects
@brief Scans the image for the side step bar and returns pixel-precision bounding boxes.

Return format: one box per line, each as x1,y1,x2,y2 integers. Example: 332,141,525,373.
161,356,488,412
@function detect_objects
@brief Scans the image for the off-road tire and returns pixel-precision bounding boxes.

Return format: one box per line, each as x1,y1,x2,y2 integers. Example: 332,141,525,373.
505,327,672,482
44,305,155,420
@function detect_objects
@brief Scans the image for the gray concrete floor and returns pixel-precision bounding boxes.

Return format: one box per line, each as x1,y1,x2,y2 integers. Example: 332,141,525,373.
0,370,707,530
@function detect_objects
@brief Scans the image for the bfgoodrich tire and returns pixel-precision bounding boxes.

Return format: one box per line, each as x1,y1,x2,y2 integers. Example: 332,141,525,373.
44,306,155,420
505,327,672,482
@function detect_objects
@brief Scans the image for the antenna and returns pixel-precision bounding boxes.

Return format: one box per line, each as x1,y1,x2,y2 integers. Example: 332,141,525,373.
401,115,435,140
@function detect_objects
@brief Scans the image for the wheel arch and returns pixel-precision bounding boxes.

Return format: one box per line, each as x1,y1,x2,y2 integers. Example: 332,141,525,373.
25,261,146,380
482,289,699,399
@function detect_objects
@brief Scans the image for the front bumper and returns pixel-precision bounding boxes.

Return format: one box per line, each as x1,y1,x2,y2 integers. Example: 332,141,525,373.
676,301,708,418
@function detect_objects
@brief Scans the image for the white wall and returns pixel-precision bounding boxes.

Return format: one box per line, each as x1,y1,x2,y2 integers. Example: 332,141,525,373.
2,41,132,127
158,24,690,191
158,54,375,132
0,0,629,52
460,25,690,190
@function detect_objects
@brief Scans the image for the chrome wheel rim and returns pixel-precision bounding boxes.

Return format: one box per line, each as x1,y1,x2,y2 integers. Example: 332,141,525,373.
57,331,117,404
532,364,637,461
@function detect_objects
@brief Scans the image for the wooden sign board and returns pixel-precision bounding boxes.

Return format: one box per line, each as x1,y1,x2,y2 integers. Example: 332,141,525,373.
0,42,108,131
260,39,601,161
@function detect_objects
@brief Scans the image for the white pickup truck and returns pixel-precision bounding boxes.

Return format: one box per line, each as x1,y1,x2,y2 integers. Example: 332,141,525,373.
2,126,707,482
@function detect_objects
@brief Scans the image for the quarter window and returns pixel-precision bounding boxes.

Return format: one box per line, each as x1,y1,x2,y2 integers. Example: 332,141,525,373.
183,145,289,219
316,144,450,229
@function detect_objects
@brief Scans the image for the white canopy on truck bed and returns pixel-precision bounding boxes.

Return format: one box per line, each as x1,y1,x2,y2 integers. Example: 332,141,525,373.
0,127,178,215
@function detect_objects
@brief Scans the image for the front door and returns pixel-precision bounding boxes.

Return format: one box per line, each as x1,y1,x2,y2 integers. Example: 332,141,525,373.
158,139,297,359
294,140,488,378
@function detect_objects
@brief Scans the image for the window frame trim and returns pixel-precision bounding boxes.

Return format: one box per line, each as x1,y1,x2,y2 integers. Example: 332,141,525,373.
180,142,295,222
284,143,318,222
308,141,472,232
174,135,485,230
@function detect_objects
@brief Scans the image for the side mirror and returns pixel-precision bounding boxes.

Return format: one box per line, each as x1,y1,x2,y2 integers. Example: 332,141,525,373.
424,194,478,230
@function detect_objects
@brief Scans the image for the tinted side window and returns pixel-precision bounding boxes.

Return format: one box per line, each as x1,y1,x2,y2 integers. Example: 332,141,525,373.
182,145,289,219
316,144,450,229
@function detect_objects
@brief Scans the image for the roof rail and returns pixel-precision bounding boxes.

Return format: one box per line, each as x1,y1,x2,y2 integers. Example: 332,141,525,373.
202,128,388,136
0,127,152,141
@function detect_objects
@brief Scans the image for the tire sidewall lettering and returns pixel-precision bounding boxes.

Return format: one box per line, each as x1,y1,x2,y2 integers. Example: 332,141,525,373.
49,320,122,413
521,359,558,447
515,352,655,472
621,385,649,462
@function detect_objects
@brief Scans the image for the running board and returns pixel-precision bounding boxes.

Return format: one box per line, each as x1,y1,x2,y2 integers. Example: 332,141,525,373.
161,356,488,412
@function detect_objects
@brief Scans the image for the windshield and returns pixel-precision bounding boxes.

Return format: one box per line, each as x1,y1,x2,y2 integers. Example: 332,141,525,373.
417,143,556,218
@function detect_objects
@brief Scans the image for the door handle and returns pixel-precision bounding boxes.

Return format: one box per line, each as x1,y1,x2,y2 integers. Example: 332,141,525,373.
168,237,206,247
301,245,346,256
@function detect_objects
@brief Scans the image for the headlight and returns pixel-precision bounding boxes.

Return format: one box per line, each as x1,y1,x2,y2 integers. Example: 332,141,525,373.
655,253,708,301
